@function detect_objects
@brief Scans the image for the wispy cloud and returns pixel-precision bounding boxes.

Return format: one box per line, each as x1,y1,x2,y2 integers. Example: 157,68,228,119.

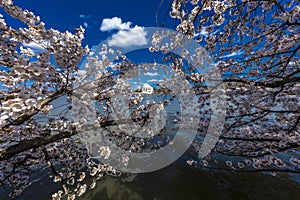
22,41,47,53
219,50,244,58
195,26,219,38
79,15,91,19
77,70,86,77
100,17,131,32
83,22,88,28
147,79,163,83
198,28,208,37
147,79,158,82
144,72,159,77
108,25,147,48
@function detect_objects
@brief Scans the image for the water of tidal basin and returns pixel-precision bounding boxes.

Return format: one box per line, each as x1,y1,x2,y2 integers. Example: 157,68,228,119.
18,158,300,200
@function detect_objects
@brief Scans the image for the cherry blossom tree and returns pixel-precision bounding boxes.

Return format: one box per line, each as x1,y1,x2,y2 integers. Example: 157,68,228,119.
0,0,121,198
163,0,300,171
0,0,299,199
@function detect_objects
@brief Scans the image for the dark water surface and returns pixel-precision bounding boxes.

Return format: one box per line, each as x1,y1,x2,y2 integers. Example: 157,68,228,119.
15,158,300,200
83,167,300,200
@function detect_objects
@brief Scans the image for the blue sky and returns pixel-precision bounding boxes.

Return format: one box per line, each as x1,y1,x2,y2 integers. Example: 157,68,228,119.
0,0,177,88
6,0,172,46
0,0,250,89
1,0,230,89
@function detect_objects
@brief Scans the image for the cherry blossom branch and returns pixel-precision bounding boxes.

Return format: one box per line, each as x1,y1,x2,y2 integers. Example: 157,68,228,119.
221,76,300,88
0,115,150,161
2,89,65,129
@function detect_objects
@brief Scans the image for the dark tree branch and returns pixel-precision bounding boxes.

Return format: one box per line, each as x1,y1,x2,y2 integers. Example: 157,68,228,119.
0,116,150,161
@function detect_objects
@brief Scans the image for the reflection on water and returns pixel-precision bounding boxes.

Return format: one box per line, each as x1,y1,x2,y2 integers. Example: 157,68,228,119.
2,158,300,200
79,159,300,200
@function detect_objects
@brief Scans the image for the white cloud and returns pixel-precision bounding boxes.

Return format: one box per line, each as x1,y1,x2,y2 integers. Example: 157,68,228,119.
108,25,147,48
144,72,159,76
147,79,158,82
83,22,88,28
100,17,131,31
77,70,86,77
147,79,163,83
195,27,219,37
199,28,208,37
107,64,117,69
219,50,243,58
79,15,90,19
22,41,47,53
